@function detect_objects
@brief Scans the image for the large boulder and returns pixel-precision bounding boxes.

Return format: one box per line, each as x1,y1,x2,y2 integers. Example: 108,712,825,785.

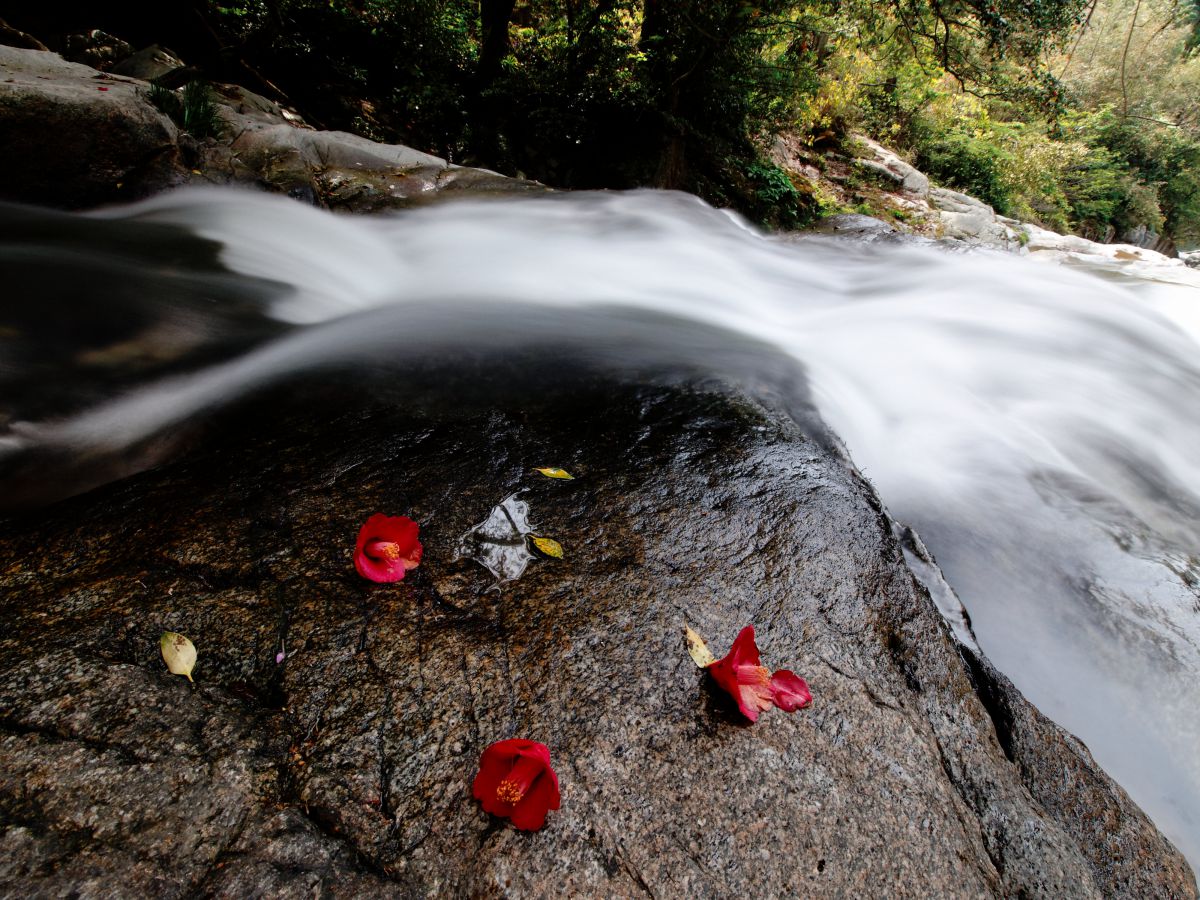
211,118,539,212
926,187,1022,250
0,46,181,207
0,17,47,52
930,187,1025,251
0,358,1193,897
109,44,187,84
1020,222,1200,286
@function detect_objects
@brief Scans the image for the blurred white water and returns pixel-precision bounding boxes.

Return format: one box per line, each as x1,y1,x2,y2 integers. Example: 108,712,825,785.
11,188,1200,864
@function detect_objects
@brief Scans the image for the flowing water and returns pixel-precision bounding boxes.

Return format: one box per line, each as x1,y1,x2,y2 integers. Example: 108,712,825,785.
2,188,1199,864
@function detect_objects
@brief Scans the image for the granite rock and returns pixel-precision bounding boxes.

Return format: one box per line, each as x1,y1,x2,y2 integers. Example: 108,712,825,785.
855,136,930,195
930,187,1026,250
0,365,1193,898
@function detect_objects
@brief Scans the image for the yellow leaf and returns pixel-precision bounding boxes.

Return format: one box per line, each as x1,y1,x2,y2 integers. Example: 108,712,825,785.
530,535,563,559
685,626,716,668
534,467,574,480
160,631,197,682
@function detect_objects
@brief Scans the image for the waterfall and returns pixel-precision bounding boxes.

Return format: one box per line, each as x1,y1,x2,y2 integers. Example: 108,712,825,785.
2,187,1198,862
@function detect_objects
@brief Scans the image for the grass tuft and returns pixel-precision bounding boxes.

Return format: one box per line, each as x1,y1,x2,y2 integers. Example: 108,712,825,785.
147,79,224,140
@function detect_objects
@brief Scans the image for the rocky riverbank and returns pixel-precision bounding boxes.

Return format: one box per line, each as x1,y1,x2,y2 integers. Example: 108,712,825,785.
772,132,1200,288
0,44,544,212
3,36,1197,289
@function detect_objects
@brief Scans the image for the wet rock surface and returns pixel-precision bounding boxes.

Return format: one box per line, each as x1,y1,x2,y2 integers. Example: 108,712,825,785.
0,365,1194,898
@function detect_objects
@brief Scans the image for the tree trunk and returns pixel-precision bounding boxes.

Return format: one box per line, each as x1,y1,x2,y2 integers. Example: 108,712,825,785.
479,0,517,86
470,0,518,167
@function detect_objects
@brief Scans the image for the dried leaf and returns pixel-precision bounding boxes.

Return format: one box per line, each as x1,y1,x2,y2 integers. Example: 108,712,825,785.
160,631,196,682
530,535,564,559
534,467,574,480
685,626,716,668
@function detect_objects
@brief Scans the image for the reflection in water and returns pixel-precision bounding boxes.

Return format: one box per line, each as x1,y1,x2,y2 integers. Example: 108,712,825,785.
1,188,1198,864
458,493,539,587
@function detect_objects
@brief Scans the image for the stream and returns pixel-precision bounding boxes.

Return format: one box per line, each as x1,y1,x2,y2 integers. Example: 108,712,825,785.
1,188,1198,864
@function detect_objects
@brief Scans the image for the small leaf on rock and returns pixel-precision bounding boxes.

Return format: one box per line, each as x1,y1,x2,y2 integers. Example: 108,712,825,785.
530,535,564,559
160,631,197,682
534,467,574,480
685,626,716,668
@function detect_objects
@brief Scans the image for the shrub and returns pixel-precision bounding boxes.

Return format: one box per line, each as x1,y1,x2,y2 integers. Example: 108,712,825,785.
917,128,1012,213
1059,108,1199,243
741,160,821,230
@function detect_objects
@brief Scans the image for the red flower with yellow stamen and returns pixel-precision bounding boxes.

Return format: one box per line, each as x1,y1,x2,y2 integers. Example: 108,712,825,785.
472,739,560,831
707,625,812,722
354,513,422,583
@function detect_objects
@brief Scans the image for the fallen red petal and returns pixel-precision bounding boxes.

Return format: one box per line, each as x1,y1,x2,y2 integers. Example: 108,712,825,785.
509,768,561,831
727,625,762,668
769,670,813,711
472,747,515,817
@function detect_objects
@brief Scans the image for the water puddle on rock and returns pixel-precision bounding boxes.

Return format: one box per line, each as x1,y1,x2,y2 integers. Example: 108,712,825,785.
457,492,540,587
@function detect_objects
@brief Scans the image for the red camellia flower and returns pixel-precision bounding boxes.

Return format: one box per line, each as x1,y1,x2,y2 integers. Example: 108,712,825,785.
354,513,422,583
708,625,812,722
472,739,561,831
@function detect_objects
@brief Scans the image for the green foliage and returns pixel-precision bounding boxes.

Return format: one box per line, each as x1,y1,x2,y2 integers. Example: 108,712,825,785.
180,81,224,139
208,0,476,158
196,0,1086,204
891,84,1200,245
858,59,943,147
147,80,224,139
146,81,180,120
473,2,655,186
179,0,1192,243
1063,108,1200,244
917,128,1013,213
1059,145,1138,235
742,160,819,229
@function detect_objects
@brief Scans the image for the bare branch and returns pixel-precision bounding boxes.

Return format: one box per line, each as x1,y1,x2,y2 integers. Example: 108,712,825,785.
1120,0,1145,118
